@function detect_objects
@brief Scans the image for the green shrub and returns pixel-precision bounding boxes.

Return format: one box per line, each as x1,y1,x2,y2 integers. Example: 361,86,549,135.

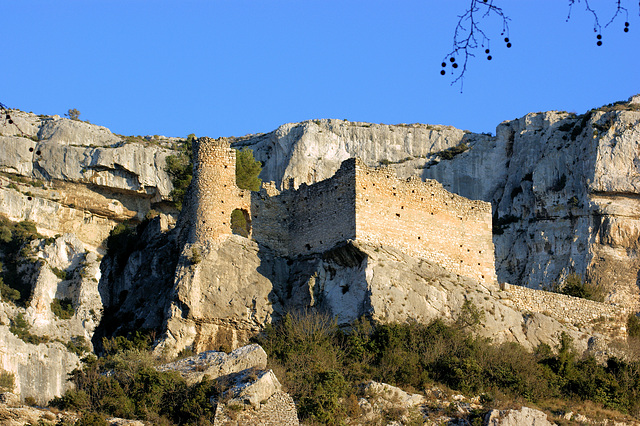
0,215,45,305
190,247,202,265
0,369,14,392
557,273,604,302
235,148,262,191
230,209,249,237
52,332,228,425
436,143,470,160
628,314,640,339
9,313,50,344
76,412,109,426
51,298,75,319
456,299,485,329
51,266,70,281
165,134,194,210
65,336,91,356
254,311,640,420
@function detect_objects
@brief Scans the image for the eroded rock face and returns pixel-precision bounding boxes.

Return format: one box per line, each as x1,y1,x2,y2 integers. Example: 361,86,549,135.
234,97,640,310
485,406,555,426
233,119,469,190
151,234,623,357
0,110,178,252
156,344,268,385
0,234,102,405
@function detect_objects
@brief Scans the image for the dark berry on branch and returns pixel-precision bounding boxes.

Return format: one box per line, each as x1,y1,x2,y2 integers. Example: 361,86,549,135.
506,42,512,48
597,40,602,46
441,62,447,67
597,34,602,39
624,27,629,32
625,22,629,27
450,57,456,62
452,63,459,68
485,49,490,54
440,70,446,75
487,55,492,60
504,37,509,42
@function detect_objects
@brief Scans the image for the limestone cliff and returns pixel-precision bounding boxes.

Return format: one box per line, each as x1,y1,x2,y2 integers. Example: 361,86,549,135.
234,95,640,310
0,111,179,252
0,110,181,403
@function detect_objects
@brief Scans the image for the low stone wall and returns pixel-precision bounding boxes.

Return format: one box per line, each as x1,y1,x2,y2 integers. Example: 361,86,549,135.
503,284,629,338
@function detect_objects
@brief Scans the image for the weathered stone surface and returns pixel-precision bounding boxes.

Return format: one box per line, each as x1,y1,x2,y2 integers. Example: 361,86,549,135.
233,119,467,190
0,392,20,407
363,381,425,408
157,236,280,357
38,116,121,146
0,137,36,176
156,344,267,385
213,390,299,426
485,406,555,426
225,369,282,408
0,234,103,405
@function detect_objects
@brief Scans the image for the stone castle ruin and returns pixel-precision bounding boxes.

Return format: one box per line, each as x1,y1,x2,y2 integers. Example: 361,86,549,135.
192,137,497,284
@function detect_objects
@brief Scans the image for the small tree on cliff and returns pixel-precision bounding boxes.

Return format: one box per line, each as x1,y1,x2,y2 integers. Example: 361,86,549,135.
65,108,81,121
235,148,262,192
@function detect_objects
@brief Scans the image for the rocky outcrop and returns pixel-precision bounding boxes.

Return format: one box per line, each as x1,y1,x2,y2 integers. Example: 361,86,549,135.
0,110,179,252
157,344,268,385
232,119,472,190
234,97,640,310
485,407,555,426
150,233,625,357
157,344,299,426
0,234,101,404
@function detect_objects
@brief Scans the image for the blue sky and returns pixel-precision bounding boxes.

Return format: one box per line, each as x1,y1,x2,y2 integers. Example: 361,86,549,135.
2,1,639,138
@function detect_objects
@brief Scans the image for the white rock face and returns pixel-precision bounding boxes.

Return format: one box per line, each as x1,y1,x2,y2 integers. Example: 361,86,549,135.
0,234,102,405
237,97,640,309
156,344,268,385
225,369,282,408
38,117,121,147
234,119,467,189
485,406,555,426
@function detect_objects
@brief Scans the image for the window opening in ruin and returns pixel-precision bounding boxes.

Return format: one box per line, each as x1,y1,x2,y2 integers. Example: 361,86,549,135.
231,208,251,237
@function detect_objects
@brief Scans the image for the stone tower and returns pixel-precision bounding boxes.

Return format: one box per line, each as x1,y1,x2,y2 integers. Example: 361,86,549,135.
193,137,251,245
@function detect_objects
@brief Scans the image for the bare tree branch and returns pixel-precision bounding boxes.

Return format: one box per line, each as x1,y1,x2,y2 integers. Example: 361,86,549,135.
441,0,510,90
444,0,638,88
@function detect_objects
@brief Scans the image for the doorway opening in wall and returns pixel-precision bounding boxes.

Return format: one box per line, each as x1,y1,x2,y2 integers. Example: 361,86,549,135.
231,208,251,237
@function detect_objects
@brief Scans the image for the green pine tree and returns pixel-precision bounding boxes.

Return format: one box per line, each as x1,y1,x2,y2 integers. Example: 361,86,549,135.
235,148,262,191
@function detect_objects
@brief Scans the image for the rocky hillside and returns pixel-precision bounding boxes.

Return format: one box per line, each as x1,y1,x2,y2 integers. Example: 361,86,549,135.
0,97,638,422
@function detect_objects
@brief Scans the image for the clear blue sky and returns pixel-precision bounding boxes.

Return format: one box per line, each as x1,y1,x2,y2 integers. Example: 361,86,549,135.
2,1,639,138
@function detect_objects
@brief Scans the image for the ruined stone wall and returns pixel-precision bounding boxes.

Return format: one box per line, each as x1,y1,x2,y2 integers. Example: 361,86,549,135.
354,159,497,284
503,284,629,338
193,137,251,245
286,161,356,255
251,163,356,255
192,139,496,284
250,183,290,254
